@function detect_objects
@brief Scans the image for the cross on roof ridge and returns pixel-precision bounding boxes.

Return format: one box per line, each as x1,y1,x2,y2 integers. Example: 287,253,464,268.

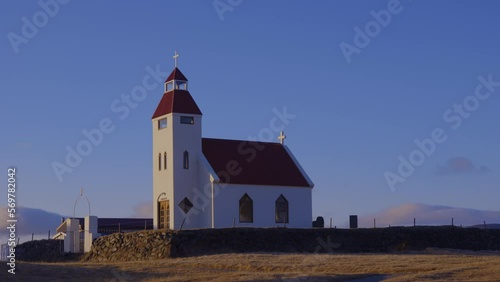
278,131,286,145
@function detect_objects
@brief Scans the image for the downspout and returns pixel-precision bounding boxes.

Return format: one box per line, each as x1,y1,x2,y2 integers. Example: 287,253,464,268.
211,181,215,228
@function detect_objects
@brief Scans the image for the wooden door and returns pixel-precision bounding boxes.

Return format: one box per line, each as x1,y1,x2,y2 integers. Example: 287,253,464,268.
158,200,170,229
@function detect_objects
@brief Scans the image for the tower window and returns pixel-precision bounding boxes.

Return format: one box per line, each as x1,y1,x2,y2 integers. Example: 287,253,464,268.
158,153,162,171
164,152,167,170
165,82,174,92
180,116,194,124
175,81,187,90
158,118,167,129
183,151,189,169
239,193,253,223
275,194,289,223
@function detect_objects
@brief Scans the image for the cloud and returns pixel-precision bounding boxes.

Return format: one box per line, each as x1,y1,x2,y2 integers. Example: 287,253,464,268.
0,206,65,244
131,201,152,218
436,157,491,175
359,203,500,228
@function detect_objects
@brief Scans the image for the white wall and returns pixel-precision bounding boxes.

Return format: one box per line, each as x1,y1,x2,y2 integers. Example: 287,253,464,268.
171,113,202,230
84,216,98,253
63,218,80,253
192,155,214,229
213,184,312,228
152,112,202,230
152,114,174,229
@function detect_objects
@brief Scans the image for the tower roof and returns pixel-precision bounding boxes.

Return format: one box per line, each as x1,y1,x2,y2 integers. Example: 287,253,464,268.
152,89,202,118
165,67,188,82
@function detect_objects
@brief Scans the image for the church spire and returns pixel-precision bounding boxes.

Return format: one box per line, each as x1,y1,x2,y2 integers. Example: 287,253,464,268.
153,52,201,119
164,51,188,92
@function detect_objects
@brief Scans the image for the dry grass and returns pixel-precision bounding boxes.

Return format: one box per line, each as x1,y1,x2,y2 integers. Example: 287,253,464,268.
2,250,500,281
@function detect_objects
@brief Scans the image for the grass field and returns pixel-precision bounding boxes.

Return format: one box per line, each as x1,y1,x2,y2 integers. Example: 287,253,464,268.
2,249,500,281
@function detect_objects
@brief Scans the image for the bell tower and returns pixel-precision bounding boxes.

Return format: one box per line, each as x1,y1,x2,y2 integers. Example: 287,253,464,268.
152,52,202,230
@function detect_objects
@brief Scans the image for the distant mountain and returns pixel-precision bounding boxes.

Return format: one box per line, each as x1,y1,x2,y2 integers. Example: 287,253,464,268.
0,206,64,243
359,203,500,228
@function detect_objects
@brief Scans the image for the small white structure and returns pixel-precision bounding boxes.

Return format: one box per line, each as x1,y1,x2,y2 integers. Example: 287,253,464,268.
83,216,98,252
152,53,314,230
54,216,98,253
54,218,80,253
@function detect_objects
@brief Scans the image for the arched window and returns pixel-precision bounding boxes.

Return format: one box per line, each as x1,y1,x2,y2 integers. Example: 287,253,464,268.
275,194,289,223
183,151,189,169
239,193,253,223
158,153,162,171
164,152,167,170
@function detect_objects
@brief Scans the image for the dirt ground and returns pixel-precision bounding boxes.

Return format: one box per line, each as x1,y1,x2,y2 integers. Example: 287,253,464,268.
2,249,500,281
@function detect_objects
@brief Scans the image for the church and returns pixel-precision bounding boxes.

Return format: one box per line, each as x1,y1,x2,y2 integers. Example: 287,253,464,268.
152,53,314,230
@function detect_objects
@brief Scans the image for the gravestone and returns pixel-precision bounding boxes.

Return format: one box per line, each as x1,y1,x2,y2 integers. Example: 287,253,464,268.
349,215,358,229
312,216,324,228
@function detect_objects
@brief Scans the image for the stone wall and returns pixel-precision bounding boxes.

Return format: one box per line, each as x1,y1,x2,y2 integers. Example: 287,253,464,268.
83,226,500,262
16,239,82,262
82,230,173,262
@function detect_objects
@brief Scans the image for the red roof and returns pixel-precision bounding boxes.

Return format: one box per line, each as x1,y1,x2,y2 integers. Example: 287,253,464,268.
152,90,202,118
165,67,188,82
202,138,311,187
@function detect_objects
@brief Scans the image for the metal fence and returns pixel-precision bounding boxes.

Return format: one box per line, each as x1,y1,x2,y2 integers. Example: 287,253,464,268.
0,243,8,261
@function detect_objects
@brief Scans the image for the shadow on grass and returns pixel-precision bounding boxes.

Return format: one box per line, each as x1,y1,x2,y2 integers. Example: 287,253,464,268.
1,262,390,282
0,262,160,282
279,274,389,282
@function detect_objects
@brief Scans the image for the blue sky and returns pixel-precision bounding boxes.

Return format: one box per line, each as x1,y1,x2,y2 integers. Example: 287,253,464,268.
1,0,499,233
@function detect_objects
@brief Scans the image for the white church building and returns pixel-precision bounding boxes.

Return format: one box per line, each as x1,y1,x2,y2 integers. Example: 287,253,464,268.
152,55,314,230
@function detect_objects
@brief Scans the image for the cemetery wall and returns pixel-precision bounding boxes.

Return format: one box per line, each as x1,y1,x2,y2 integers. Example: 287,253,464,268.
82,226,500,262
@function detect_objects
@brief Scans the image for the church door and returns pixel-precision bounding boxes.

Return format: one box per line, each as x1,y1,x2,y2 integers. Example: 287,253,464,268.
158,200,170,229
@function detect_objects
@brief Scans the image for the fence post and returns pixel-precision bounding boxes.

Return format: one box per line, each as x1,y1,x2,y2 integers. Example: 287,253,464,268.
374,218,376,228
413,218,416,227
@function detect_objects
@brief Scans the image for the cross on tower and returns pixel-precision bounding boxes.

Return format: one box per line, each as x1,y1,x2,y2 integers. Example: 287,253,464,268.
173,51,179,67
278,131,286,145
